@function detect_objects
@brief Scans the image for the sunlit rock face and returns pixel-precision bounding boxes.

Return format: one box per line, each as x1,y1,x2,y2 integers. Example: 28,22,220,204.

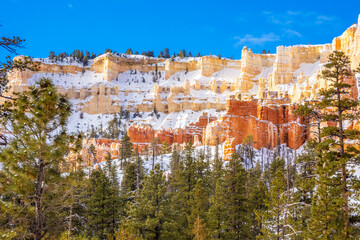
5,14,360,158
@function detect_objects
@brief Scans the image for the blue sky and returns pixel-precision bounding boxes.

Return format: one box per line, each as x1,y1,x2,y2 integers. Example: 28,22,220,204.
1,0,359,59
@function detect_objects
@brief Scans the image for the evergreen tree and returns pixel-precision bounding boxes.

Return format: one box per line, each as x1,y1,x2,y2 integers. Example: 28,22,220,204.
258,157,287,240
223,153,250,239
193,216,207,240
62,166,88,238
179,50,185,58
308,51,360,239
49,51,55,60
288,140,317,239
207,176,227,239
83,55,88,66
127,164,170,239
126,48,133,55
121,162,138,195
158,51,164,58
160,141,170,155
247,163,267,239
238,135,257,169
0,78,80,239
164,48,170,58
120,132,133,169
168,142,198,239
106,113,120,139
85,164,120,239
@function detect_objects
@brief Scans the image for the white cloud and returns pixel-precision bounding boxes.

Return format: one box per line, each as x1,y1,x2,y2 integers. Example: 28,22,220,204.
263,11,336,26
234,33,280,47
316,15,334,24
285,29,302,38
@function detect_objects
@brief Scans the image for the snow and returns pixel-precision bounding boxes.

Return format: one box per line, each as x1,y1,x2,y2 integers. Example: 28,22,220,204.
132,109,224,131
33,57,93,68
255,66,273,80
293,61,321,78
27,71,105,89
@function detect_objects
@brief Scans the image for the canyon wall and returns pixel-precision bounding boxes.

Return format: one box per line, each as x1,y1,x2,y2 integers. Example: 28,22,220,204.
332,15,360,69
91,54,166,81
270,44,332,87
236,47,276,92
164,56,242,79
6,14,360,160
128,113,217,153
204,98,306,159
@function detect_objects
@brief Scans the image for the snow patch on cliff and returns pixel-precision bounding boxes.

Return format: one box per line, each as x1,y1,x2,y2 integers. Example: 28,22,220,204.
294,60,321,78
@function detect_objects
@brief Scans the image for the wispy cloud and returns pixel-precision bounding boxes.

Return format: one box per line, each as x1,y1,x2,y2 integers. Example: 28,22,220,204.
316,15,334,24
263,11,336,26
285,29,302,38
234,33,280,47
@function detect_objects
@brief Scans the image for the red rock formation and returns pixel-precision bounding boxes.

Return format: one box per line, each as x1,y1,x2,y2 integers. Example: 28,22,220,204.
204,98,307,159
80,138,122,166
128,113,217,153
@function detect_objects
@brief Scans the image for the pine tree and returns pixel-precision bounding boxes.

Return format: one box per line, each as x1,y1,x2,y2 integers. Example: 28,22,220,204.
127,164,170,239
238,135,257,169
0,78,80,239
247,163,267,239
126,48,133,55
164,48,170,58
189,177,210,230
85,167,118,239
223,153,250,239
179,50,185,58
258,157,287,240
167,142,198,239
308,51,360,239
62,166,88,238
207,176,227,239
106,113,120,139
49,51,55,60
193,216,207,240
151,137,160,170
85,51,90,59
120,133,133,169
83,56,88,66
288,140,317,239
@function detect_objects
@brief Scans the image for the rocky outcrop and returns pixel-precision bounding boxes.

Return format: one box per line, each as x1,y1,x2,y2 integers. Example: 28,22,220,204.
81,85,122,114
204,98,306,159
164,56,241,80
332,15,360,69
79,138,122,165
91,54,166,81
128,113,217,153
236,47,276,92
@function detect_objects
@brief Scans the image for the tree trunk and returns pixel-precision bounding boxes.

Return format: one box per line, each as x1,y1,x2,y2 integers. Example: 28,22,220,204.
34,161,45,240
337,79,349,236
